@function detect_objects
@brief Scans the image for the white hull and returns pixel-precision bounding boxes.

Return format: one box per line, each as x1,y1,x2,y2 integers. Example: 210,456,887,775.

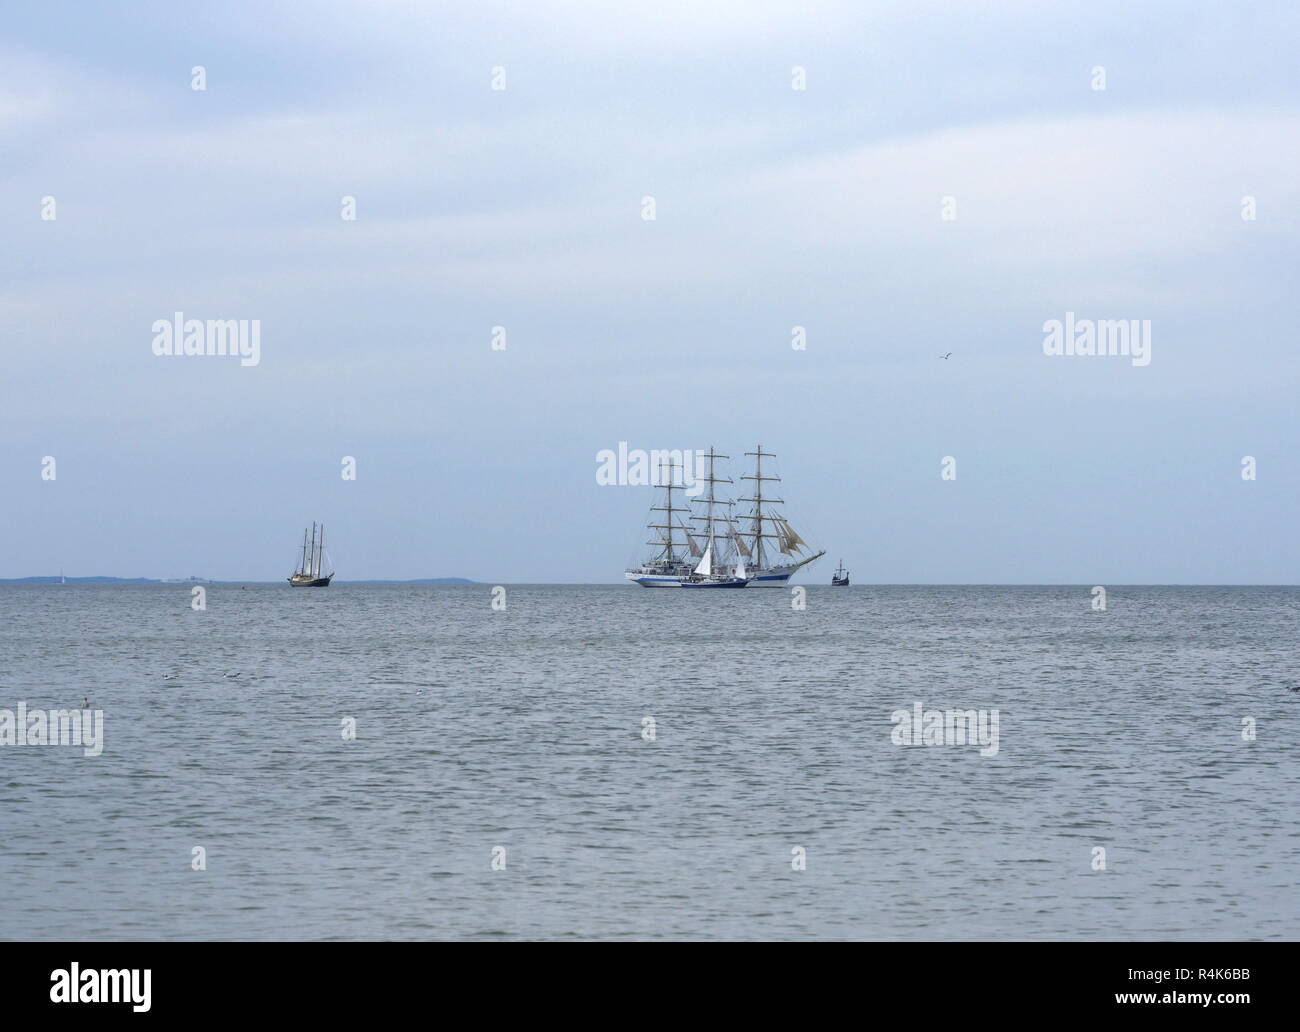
625,571,683,587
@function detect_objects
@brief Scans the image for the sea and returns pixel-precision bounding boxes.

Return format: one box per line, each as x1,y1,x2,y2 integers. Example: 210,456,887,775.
1,583,1296,941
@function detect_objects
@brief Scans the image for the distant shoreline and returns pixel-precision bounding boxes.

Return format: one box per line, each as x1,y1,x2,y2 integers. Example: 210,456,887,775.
0,576,479,585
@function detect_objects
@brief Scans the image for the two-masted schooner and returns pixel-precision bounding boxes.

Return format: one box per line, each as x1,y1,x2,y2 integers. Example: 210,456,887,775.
289,522,333,586
625,445,824,587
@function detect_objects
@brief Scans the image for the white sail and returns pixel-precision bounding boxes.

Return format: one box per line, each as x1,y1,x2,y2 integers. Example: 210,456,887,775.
735,556,746,579
695,543,712,576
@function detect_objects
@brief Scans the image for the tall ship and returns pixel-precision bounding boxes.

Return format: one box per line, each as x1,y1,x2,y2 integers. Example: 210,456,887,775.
832,559,849,586
625,445,821,587
289,522,333,586
625,448,750,587
733,445,825,586
624,458,699,586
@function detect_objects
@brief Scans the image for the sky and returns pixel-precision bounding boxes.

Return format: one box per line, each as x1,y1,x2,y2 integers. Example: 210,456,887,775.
2,0,1298,582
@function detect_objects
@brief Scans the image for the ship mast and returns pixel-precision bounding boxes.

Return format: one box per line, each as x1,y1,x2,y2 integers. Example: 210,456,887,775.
309,522,318,579
741,445,783,570
695,446,731,565
300,528,308,576
318,524,326,578
647,459,691,562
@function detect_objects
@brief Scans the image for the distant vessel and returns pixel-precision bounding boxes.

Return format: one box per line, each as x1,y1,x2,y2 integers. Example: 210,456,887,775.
289,522,333,586
625,445,823,587
733,446,825,586
60,569,65,585
832,560,849,586
626,448,750,587
624,458,699,586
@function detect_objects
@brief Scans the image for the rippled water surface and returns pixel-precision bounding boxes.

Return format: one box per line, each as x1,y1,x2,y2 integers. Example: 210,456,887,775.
1,583,1296,941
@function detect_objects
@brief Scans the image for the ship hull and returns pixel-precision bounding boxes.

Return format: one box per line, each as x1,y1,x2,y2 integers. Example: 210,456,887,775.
748,570,795,586
679,578,750,588
288,576,332,587
745,552,826,585
625,572,682,587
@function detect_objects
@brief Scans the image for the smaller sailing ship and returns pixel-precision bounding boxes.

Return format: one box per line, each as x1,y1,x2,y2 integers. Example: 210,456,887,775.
832,560,849,586
289,522,333,586
677,530,751,588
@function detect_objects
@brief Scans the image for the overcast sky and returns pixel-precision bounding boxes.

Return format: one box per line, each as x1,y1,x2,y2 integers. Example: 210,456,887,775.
3,1,1298,582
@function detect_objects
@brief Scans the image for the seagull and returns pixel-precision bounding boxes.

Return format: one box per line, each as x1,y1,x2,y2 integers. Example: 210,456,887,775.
940,352,952,359
79,697,90,709
162,673,179,680
223,672,241,679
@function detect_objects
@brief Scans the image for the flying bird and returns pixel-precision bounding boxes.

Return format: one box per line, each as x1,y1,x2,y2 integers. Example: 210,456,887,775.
940,352,952,359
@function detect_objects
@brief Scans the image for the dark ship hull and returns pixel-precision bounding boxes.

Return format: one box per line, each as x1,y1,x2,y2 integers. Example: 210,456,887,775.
290,522,333,586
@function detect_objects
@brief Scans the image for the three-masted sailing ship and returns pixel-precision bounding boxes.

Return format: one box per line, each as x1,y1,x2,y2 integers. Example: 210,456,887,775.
289,522,333,586
625,445,823,587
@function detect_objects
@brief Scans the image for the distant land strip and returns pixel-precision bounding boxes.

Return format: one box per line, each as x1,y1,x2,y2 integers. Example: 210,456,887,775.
0,576,478,584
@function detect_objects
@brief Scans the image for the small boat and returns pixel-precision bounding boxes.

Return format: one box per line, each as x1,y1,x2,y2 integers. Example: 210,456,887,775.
289,522,333,586
832,559,849,586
